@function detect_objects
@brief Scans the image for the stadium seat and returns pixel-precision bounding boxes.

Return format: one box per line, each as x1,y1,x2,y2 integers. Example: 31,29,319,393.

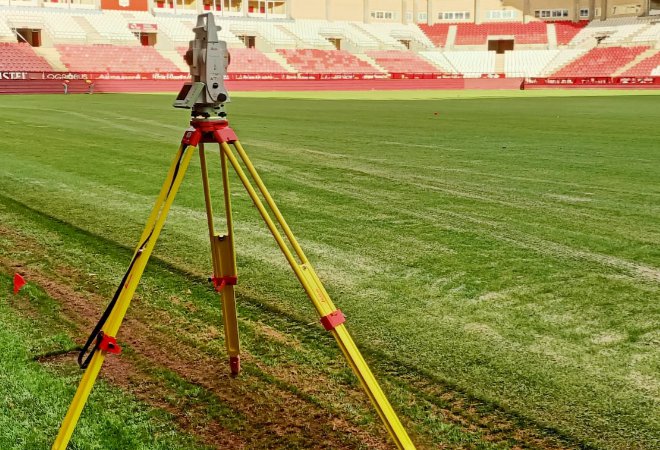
441,51,496,77
177,46,291,73
417,24,451,47
552,46,649,77
56,44,180,72
620,50,660,76
0,42,53,71
276,49,378,74
353,22,434,49
504,50,559,77
551,20,589,46
453,22,547,46
570,17,653,46
366,50,441,74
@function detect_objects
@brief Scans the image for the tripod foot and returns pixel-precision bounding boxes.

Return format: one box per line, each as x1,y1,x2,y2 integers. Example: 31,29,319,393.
229,356,240,376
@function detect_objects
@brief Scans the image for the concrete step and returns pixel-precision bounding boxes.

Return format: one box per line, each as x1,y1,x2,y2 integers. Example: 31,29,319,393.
352,53,387,73
158,49,188,72
72,16,103,44
446,25,457,49
494,53,505,73
546,23,557,49
614,47,657,76
263,51,297,73
33,46,67,71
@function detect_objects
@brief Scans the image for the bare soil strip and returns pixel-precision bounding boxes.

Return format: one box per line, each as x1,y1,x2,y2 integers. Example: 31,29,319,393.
1,223,586,449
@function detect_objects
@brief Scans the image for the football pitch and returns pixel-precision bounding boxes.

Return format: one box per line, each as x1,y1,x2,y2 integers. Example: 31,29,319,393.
0,91,658,449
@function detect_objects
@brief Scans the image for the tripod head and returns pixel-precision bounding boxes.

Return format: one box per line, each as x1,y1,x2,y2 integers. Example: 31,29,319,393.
174,13,230,119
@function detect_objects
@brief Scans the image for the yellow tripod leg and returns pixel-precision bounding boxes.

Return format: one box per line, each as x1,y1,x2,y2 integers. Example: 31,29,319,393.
199,144,240,374
220,141,415,450
52,144,196,450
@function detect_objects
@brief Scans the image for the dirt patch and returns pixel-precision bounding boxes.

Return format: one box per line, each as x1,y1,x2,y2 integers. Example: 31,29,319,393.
1,252,391,449
1,224,586,449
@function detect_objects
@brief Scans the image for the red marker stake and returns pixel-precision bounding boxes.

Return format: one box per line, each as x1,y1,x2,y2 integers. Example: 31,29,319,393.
13,273,26,294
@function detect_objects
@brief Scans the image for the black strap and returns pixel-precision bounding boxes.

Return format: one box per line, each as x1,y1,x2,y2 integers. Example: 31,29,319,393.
78,146,188,369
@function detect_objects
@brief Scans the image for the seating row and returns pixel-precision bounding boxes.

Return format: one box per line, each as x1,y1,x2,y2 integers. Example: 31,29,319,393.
0,42,52,71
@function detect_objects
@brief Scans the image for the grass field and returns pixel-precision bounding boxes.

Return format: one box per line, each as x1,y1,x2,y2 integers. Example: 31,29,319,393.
0,91,658,449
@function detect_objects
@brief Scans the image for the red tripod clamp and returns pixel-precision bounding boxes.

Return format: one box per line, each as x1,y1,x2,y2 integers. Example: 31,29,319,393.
181,120,238,147
211,275,238,292
320,310,346,331
97,332,122,355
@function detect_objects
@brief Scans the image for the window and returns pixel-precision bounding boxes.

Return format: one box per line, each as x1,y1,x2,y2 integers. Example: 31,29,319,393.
580,8,589,17
487,10,516,20
535,9,569,19
371,10,394,20
418,12,427,21
439,11,470,20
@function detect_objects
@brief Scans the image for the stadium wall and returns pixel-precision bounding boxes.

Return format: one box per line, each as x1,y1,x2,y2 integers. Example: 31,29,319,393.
2,72,659,94
75,0,656,22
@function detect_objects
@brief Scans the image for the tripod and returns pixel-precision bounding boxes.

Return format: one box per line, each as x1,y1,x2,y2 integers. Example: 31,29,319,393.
53,117,416,450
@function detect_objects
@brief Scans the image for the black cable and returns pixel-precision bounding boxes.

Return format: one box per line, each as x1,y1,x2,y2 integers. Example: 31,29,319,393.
78,146,188,369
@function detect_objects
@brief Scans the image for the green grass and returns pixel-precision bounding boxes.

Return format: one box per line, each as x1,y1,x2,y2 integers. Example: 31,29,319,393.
0,274,209,450
0,91,658,449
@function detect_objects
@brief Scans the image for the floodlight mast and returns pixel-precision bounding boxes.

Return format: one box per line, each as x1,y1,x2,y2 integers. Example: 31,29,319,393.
173,12,230,118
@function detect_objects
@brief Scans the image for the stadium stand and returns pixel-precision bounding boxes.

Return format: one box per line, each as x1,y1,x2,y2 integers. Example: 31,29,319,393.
57,44,180,72
0,42,53,71
153,16,195,43
570,17,654,46
156,15,242,45
276,48,378,74
225,19,296,48
0,4,659,83
417,24,451,47
442,51,496,77
504,49,559,77
177,46,290,73
366,50,441,73
83,11,136,42
319,21,381,50
552,46,649,77
621,50,660,76
453,22,547,45
418,51,459,73
226,48,291,73
354,22,434,49
632,22,660,43
539,48,588,76
552,20,589,46
0,14,15,42
2,8,88,41
280,21,337,49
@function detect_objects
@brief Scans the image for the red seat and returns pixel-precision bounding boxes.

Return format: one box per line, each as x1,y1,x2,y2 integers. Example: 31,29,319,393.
553,46,649,77
0,43,53,72
366,50,439,73
276,49,378,74
621,51,660,76
56,44,180,72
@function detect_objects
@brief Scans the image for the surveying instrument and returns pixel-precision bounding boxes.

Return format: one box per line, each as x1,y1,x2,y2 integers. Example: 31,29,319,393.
53,13,415,449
